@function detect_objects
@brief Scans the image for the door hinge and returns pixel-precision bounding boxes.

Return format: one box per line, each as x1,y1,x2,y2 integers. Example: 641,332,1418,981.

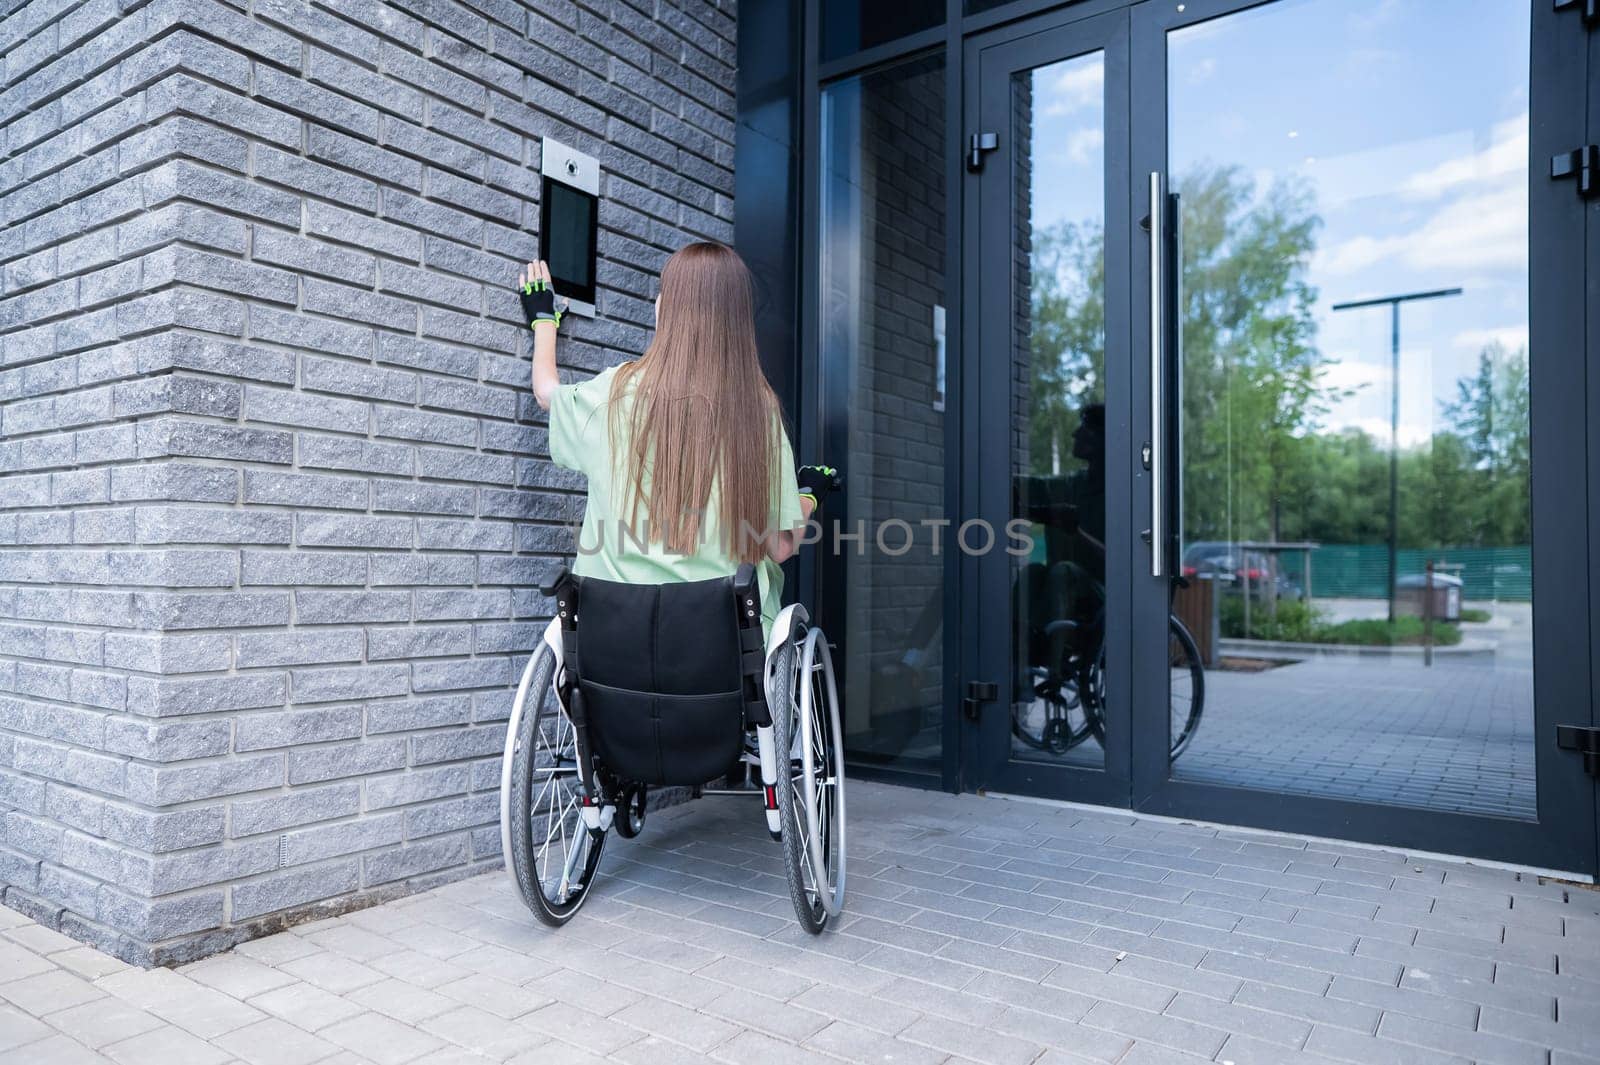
1555,0,1597,26
963,680,998,721
1552,145,1599,198
967,132,998,173
1557,725,1600,777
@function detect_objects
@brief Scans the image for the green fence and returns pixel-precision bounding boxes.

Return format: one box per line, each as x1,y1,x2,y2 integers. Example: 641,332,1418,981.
1283,544,1531,602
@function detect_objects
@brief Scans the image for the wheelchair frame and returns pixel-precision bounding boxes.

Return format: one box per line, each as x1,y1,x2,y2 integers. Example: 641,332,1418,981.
499,572,847,934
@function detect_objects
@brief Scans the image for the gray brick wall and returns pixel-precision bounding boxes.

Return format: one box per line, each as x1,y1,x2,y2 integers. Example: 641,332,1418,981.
1,0,736,965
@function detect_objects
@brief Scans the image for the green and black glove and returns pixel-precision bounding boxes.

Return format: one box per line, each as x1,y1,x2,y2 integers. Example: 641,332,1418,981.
797,464,839,511
520,278,561,330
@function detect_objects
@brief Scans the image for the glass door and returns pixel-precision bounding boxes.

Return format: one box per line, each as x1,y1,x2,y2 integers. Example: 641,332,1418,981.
818,54,952,783
966,9,1134,804
1128,0,1595,871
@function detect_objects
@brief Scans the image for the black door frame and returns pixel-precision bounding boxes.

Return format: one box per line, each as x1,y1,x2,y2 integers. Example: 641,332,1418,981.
964,6,1135,807
1588,5,1600,878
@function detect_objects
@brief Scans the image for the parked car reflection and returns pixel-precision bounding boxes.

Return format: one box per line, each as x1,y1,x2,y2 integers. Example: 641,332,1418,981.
1180,542,1303,602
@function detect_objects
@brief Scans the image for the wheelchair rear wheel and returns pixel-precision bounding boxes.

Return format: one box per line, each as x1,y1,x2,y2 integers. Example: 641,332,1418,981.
504,643,606,926
772,626,846,933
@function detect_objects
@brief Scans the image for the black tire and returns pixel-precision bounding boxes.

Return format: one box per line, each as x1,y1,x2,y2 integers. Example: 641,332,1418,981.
612,786,646,839
1080,645,1108,746
1012,668,1094,754
771,639,828,934
1073,623,1203,760
1168,616,1205,760
507,644,606,927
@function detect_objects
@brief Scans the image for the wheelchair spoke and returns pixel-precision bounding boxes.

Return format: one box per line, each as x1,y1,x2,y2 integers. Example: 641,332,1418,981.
544,789,581,902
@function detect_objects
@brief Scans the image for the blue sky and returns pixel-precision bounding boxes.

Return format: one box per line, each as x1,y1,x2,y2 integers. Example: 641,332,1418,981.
1031,0,1530,445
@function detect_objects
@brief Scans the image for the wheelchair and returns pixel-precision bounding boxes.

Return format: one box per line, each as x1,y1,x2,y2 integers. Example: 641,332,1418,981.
498,563,846,933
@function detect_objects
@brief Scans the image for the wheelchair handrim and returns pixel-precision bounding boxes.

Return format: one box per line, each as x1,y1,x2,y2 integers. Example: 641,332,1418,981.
500,645,551,905
798,628,846,917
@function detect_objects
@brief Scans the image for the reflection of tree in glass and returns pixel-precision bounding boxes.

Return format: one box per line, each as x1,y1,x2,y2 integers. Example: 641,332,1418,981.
1026,165,1531,557
1027,165,1339,541
1424,343,1530,547
1028,221,1104,477
1175,165,1333,546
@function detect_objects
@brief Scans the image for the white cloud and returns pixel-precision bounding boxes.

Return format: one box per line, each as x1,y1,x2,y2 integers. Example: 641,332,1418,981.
1313,176,1526,279
1451,325,1527,354
1064,127,1103,165
1041,60,1103,115
1399,115,1526,202
1347,0,1402,32
1319,361,1386,393
1345,415,1435,449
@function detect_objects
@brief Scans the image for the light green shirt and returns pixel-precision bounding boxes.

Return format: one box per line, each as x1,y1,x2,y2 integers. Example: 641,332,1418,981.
548,364,804,640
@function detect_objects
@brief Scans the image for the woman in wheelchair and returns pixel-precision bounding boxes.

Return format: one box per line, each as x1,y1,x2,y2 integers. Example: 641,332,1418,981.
500,242,847,932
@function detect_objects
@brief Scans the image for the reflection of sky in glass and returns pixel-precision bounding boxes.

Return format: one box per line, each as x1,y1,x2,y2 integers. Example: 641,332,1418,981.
1031,54,1105,239
1170,0,1529,446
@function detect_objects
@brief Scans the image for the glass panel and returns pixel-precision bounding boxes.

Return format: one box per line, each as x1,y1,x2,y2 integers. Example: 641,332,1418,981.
1168,0,1533,818
821,0,943,62
1009,52,1107,769
821,55,947,775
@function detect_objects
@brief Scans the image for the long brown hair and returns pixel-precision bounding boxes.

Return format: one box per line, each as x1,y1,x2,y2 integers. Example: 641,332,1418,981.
609,242,783,565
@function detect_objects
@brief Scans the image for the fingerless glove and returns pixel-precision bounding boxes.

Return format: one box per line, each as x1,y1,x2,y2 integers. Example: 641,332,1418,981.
797,464,839,510
520,279,561,329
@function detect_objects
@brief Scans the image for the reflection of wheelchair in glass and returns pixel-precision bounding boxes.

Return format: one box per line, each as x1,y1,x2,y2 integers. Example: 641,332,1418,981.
1012,505,1205,761
499,564,845,933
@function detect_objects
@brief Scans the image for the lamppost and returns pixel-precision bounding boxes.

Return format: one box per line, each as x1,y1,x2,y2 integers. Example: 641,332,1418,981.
1331,287,1462,623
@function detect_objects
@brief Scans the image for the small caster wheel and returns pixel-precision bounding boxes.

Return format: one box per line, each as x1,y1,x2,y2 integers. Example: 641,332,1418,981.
613,786,647,839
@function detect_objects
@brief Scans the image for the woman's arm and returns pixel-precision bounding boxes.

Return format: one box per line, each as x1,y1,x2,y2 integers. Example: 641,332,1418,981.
766,464,834,563
519,260,561,411
765,494,815,565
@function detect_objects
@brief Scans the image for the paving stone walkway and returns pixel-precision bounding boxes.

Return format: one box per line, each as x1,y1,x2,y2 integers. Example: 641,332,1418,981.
2,781,1599,1065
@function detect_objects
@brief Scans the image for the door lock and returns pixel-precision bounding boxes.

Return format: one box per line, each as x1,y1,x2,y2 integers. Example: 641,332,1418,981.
1141,442,1153,470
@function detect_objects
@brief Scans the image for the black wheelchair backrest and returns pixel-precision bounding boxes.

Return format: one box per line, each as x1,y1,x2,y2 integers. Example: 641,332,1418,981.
551,566,768,788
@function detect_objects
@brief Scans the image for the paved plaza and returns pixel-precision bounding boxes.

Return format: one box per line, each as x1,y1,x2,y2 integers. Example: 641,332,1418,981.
1028,606,1537,821
1175,650,1536,820
3,781,1599,1064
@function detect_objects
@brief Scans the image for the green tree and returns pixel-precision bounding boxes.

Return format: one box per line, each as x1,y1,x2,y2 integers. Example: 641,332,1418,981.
1398,432,1478,548
1280,428,1388,544
1175,165,1336,544
1439,342,1531,545
1027,221,1105,475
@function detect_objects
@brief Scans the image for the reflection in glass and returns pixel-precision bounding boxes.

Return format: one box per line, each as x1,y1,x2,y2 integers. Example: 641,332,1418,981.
1009,52,1107,769
1167,0,1534,818
821,56,946,775
821,0,942,61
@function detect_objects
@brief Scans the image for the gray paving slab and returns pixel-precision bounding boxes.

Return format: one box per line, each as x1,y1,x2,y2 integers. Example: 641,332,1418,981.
1,781,1597,1064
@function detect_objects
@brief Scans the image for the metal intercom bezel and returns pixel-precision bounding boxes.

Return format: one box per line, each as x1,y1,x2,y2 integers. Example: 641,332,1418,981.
539,137,599,319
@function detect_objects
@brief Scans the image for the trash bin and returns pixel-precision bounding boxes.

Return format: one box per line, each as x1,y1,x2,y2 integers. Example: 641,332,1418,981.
1396,572,1462,622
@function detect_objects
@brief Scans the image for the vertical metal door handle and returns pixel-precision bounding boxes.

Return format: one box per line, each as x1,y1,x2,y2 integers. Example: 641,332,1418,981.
1148,171,1164,578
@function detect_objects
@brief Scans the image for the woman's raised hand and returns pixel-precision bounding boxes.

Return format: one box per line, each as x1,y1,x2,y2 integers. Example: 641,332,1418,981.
518,260,561,330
